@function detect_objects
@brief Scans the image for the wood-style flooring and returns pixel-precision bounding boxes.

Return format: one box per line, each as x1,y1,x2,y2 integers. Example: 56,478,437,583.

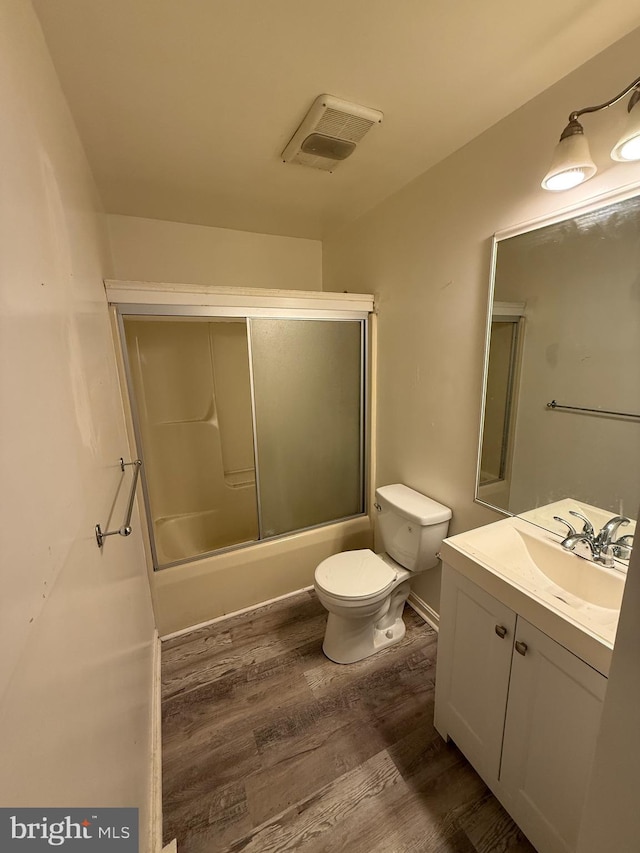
161,590,535,852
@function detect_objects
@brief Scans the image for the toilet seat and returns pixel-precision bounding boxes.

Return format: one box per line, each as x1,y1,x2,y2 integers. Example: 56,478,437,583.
314,549,399,601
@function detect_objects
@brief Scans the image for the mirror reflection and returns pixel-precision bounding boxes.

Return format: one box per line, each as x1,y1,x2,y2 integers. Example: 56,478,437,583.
477,192,640,540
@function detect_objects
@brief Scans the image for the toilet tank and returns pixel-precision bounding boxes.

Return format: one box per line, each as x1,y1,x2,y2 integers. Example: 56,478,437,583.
375,484,452,572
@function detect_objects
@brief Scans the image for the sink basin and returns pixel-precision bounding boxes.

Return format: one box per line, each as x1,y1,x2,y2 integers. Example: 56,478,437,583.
443,517,626,612
518,498,636,566
516,529,625,610
440,514,625,676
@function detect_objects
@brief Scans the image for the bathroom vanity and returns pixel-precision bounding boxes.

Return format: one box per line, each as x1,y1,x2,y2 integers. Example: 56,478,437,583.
434,516,625,853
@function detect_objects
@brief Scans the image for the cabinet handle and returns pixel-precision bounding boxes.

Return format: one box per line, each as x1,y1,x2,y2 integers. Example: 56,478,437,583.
495,624,508,639
515,640,528,656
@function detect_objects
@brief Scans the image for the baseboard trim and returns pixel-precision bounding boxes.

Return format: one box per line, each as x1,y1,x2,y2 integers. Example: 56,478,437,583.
150,631,163,853
408,592,439,632
159,586,315,641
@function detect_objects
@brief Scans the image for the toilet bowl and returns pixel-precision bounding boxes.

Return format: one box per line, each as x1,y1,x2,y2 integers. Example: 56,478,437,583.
314,484,451,664
315,549,412,663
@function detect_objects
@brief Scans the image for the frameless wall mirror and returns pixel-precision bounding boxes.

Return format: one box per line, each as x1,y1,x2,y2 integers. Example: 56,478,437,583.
476,190,640,531
121,313,366,569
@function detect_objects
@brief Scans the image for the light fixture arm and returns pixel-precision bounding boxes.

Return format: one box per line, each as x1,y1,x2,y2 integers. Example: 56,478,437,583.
543,73,640,191
568,75,640,122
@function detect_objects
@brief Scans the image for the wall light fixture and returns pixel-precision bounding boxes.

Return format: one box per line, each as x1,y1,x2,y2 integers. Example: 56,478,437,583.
542,75,640,191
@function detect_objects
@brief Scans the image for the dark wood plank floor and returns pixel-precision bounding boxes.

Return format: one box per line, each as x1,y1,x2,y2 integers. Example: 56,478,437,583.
162,590,535,853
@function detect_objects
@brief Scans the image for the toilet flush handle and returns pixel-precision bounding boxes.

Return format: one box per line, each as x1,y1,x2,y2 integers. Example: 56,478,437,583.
374,502,382,512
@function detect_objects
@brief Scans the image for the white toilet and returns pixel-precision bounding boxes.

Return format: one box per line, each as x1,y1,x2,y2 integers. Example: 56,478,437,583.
314,484,452,664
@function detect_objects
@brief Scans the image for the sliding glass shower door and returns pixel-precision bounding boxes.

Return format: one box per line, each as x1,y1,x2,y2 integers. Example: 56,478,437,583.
121,312,366,569
250,319,364,537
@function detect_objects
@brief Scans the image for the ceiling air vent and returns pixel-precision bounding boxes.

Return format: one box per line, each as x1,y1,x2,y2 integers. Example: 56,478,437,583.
282,94,383,172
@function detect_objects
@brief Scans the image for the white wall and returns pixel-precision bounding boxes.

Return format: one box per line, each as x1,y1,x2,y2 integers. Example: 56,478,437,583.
0,0,156,842
108,214,322,290
324,27,640,614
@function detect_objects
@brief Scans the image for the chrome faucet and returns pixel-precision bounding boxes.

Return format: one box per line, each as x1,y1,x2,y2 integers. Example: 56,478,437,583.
561,532,616,567
556,512,630,568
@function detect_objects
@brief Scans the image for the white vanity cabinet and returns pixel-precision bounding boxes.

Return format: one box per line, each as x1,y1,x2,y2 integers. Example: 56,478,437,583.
435,565,607,853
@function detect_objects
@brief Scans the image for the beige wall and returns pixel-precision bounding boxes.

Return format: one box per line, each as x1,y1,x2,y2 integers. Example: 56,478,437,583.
0,0,155,840
107,213,322,290
323,28,640,614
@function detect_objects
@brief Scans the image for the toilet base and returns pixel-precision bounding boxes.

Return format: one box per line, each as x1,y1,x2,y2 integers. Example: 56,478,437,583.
320,581,411,664
322,611,406,664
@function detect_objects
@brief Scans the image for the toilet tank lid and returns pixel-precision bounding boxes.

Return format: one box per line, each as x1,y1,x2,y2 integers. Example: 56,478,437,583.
375,484,452,525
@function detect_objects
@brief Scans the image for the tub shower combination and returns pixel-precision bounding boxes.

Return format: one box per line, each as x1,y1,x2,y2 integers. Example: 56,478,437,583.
119,309,368,570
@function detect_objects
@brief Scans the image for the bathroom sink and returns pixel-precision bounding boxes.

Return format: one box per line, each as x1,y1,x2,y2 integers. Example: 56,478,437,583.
516,528,625,610
446,519,625,610
440,514,626,677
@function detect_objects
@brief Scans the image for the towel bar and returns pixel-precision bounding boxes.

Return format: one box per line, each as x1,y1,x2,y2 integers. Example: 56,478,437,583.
95,458,142,548
546,400,640,420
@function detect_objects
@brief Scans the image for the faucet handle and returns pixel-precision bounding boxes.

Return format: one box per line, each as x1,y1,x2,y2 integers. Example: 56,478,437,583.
569,510,595,536
554,516,577,537
613,533,634,560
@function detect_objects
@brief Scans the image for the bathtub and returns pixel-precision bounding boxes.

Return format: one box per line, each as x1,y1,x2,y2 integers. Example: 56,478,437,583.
154,505,259,566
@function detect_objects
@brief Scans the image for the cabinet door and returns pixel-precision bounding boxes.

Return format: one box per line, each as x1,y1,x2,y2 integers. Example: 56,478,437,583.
435,565,516,782
500,618,606,853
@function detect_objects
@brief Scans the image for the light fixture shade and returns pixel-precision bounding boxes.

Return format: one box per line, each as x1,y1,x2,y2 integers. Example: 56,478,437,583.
611,91,640,161
541,131,597,191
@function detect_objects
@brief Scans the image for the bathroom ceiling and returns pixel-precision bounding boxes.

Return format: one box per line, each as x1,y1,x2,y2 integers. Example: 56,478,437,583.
33,0,640,240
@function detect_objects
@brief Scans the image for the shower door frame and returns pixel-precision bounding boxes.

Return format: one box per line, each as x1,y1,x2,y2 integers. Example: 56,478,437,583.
114,301,371,571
